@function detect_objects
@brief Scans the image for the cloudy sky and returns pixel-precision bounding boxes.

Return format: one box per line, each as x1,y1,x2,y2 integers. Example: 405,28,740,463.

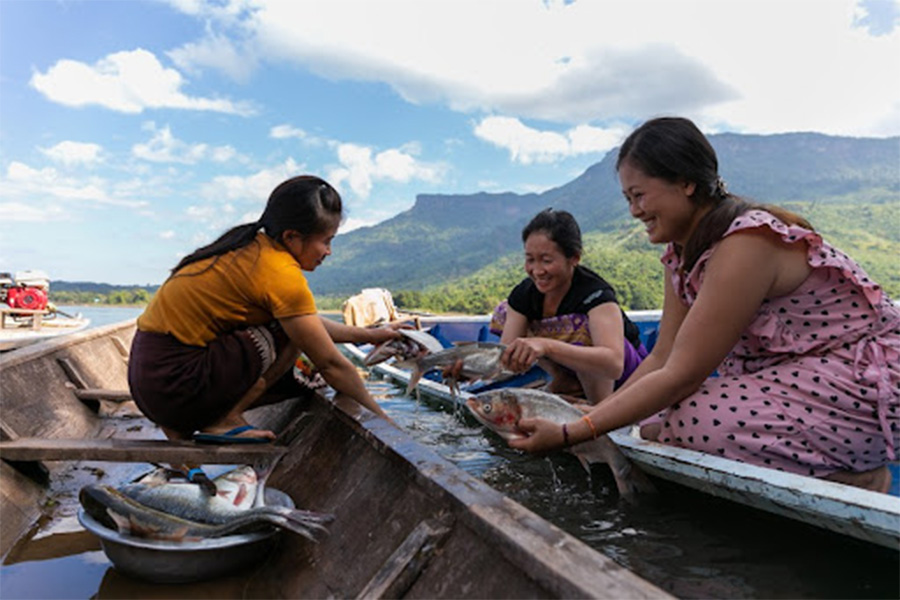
1,0,898,285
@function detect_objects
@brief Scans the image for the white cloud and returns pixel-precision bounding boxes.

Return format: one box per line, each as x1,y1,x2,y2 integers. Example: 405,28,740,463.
39,141,103,166
185,159,307,234
132,123,240,164
474,117,629,164
159,230,176,240
2,161,146,210
270,124,308,140
327,143,443,199
339,216,375,234
168,31,258,83
30,48,254,115
0,201,68,223
166,0,900,137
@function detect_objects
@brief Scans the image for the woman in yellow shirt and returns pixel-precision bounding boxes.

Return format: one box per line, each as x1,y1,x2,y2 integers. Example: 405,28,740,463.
129,175,400,446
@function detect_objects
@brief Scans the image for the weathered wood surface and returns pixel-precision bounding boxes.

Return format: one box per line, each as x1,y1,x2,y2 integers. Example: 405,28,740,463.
0,437,287,464
0,320,672,598
71,388,132,402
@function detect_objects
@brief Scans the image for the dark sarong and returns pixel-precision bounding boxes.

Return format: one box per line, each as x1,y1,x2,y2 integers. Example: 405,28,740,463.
128,323,311,436
490,301,647,388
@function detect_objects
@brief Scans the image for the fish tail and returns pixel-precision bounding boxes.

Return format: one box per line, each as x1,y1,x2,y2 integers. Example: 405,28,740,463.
572,436,657,500
405,365,424,395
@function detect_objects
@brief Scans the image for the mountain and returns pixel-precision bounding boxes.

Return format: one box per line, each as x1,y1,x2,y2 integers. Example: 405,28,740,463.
307,132,899,297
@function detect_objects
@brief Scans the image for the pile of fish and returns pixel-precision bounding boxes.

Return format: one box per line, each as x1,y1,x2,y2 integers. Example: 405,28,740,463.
80,465,334,543
466,388,656,500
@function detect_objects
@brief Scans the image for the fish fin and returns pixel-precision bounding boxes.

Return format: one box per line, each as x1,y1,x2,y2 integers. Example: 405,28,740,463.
575,455,591,476
393,358,416,370
405,366,424,395
107,509,131,534
571,437,657,501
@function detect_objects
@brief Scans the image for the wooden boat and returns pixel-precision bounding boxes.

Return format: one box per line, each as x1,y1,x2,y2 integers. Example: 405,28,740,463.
0,306,90,352
343,312,900,552
0,320,668,598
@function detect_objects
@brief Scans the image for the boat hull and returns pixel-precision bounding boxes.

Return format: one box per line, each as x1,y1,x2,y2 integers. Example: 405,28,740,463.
0,321,667,598
348,314,900,552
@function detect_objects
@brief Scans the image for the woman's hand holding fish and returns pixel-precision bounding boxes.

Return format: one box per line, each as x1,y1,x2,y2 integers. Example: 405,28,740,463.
502,338,546,373
364,321,413,344
507,417,567,453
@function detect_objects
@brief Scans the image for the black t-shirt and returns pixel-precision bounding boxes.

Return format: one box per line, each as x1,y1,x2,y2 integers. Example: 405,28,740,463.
507,265,642,349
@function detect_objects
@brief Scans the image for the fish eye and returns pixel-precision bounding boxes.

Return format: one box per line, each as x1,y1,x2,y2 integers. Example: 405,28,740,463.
482,403,492,414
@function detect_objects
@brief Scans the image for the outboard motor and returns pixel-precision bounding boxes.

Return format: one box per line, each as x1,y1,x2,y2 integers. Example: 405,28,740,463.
7,286,49,310
5,270,50,311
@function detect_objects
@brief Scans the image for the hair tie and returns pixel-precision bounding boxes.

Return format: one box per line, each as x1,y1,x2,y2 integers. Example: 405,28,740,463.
712,176,728,199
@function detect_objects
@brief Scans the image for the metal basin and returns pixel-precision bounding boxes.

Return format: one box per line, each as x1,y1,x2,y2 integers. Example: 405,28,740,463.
78,488,293,584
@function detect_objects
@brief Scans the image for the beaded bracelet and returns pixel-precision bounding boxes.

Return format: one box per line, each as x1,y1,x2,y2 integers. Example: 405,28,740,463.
562,423,570,446
581,415,598,440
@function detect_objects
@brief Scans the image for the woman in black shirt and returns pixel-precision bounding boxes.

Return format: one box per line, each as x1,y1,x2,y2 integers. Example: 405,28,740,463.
491,209,647,404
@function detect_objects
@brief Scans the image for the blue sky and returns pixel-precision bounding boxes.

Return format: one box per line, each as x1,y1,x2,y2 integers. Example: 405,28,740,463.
1,0,898,286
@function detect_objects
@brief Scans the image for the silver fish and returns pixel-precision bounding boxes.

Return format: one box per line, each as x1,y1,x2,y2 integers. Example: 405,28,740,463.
115,465,333,536
80,484,330,543
403,342,515,395
466,388,656,500
119,465,260,524
364,328,444,367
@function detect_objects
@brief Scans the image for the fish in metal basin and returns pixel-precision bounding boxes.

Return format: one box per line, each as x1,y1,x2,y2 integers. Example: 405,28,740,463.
403,342,516,395
466,388,656,500
79,484,330,543
119,465,263,524
81,465,334,542
364,328,444,367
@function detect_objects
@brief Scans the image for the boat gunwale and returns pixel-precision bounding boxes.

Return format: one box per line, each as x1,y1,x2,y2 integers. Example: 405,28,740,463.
1,319,671,599
343,324,900,552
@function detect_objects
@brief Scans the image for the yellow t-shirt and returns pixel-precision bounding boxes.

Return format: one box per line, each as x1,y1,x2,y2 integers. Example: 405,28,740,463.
138,232,316,346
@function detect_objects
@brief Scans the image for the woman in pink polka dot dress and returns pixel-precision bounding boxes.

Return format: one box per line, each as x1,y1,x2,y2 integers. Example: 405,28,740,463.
509,117,899,493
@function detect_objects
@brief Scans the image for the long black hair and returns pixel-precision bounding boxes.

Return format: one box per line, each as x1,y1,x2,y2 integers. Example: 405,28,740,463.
171,175,343,274
616,117,811,273
521,208,583,259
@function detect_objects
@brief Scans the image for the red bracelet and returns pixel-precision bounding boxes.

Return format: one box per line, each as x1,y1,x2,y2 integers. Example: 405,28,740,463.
562,423,570,446
581,415,598,439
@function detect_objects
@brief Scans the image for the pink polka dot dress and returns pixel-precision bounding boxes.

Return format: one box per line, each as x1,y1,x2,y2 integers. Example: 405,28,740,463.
655,210,900,477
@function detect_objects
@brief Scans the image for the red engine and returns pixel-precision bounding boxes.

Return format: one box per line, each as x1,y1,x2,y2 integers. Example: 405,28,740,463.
6,286,49,311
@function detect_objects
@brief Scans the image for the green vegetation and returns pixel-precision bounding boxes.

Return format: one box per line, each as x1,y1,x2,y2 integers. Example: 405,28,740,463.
51,288,154,306
53,195,899,315
50,133,899,314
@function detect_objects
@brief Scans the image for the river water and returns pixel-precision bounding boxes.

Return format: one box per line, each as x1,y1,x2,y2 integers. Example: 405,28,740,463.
1,306,897,598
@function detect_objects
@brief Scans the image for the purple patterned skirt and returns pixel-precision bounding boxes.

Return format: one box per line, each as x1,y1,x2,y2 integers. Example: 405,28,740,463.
490,301,647,388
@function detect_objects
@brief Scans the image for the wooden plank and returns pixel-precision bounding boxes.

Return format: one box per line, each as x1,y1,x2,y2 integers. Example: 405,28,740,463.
0,437,287,464
110,335,130,360
356,517,453,599
57,357,89,389
72,388,133,403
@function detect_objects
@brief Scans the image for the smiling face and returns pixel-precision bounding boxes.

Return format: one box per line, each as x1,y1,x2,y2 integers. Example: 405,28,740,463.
283,223,338,271
523,232,579,297
619,159,707,247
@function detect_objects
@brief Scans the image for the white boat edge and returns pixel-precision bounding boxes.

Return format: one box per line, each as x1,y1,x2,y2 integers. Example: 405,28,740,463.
342,319,900,552
0,316,91,352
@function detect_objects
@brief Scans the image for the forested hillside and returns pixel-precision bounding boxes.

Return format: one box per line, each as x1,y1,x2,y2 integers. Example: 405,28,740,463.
52,132,899,313
310,132,899,312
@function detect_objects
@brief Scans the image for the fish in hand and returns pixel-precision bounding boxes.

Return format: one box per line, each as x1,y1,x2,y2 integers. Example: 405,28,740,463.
404,342,516,395
363,328,444,367
466,388,656,500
